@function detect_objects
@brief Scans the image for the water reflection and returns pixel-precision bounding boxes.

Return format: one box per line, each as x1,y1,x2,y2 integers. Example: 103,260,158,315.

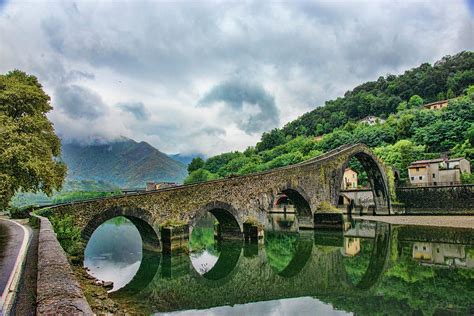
84,216,143,292
85,219,474,315
156,297,351,316
189,224,242,281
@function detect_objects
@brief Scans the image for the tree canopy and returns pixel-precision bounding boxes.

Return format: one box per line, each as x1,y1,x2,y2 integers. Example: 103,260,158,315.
0,70,67,209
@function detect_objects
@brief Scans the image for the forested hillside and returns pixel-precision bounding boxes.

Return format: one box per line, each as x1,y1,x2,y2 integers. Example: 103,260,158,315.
257,51,473,151
62,137,188,188
185,52,474,184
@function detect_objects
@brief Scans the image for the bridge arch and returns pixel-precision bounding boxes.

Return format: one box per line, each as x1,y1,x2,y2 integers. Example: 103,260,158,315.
335,148,391,214
190,201,243,240
270,185,313,230
82,206,161,251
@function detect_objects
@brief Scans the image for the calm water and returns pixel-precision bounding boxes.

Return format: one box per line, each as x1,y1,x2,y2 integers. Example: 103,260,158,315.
84,217,474,315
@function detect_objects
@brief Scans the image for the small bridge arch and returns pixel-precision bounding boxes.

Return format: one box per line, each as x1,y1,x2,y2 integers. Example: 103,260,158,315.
189,201,243,240
83,206,161,251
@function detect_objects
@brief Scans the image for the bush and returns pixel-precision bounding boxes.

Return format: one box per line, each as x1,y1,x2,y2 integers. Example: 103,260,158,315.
8,206,32,219
49,215,84,257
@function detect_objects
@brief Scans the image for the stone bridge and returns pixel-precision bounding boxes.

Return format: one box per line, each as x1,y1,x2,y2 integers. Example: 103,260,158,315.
48,143,392,250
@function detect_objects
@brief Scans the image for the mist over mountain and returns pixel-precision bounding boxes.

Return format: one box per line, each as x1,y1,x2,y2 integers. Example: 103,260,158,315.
169,153,204,166
61,137,187,188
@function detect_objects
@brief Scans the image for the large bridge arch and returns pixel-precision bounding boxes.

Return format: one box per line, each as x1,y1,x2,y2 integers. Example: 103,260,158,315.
82,206,161,251
334,148,391,214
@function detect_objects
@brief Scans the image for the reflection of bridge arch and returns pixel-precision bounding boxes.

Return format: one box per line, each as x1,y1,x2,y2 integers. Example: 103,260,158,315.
335,151,391,214
83,206,160,251
190,202,243,240
190,241,243,287
265,231,314,278
341,222,391,291
111,249,161,298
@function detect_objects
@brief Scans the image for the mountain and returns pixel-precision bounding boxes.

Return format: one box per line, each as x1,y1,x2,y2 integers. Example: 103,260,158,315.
169,153,203,166
61,138,188,188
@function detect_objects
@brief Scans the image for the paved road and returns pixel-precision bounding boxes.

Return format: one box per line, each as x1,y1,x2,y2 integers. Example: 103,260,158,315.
0,218,28,314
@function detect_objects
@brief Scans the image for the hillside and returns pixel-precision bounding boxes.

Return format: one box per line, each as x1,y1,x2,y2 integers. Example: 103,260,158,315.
257,51,474,151
62,138,188,188
185,51,474,184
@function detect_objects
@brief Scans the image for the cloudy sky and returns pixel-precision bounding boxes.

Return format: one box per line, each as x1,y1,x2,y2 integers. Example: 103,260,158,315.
1,0,473,156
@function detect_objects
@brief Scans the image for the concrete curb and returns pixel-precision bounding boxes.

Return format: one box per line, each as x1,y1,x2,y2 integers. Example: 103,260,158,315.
34,215,93,315
0,219,31,315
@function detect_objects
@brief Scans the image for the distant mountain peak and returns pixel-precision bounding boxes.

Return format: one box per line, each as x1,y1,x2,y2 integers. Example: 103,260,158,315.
61,137,187,188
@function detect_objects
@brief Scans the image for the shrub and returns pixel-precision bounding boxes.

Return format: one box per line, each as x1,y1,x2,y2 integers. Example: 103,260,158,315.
49,215,84,257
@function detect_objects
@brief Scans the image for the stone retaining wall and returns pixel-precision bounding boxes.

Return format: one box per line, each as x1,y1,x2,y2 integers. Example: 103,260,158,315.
396,184,474,214
35,215,93,315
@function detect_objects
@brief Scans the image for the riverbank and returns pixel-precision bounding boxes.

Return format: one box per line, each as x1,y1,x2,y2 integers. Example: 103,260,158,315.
355,215,474,229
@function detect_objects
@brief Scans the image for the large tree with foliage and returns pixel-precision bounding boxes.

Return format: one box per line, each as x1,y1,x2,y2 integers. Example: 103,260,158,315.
0,70,67,209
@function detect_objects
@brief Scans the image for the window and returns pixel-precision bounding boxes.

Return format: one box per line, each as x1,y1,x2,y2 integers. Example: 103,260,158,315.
437,248,440,253
423,246,426,251
419,176,423,180
411,177,415,181
432,173,435,178
416,167,419,172
415,246,418,250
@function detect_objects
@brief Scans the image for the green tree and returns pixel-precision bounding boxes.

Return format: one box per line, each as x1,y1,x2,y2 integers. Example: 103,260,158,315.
408,95,423,108
0,70,67,209
375,140,426,179
184,169,218,184
187,157,204,174
256,128,286,152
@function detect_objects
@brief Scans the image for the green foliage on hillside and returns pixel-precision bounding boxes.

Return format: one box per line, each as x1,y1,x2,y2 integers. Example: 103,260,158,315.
186,87,474,184
261,51,474,146
0,70,67,209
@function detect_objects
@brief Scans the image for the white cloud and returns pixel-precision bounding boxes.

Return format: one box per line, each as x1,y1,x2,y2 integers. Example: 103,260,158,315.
0,0,472,156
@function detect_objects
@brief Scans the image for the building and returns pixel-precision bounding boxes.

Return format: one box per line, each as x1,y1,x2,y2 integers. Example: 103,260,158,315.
407,157,471,186
423,99,448,110
412,242,473,268
146,182,179,191
342,168,358,189
359,116,385,126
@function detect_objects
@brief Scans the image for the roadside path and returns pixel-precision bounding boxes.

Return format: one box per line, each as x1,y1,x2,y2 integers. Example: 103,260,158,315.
0,218,30,315
354,215,474,229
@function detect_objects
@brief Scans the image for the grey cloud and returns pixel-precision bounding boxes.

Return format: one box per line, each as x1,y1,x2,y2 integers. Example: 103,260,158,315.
199,80,279,134
117,102,149,120
2,0,474,156
55,85,107,119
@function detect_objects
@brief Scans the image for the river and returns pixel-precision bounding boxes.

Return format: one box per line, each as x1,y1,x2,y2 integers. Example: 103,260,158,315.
84,216,474,315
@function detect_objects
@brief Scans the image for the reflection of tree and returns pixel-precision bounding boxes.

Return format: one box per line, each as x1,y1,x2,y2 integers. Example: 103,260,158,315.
375,242,474,315
189,227,219,256
109,216,131,226
341,239,374,285
265,232,298,273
